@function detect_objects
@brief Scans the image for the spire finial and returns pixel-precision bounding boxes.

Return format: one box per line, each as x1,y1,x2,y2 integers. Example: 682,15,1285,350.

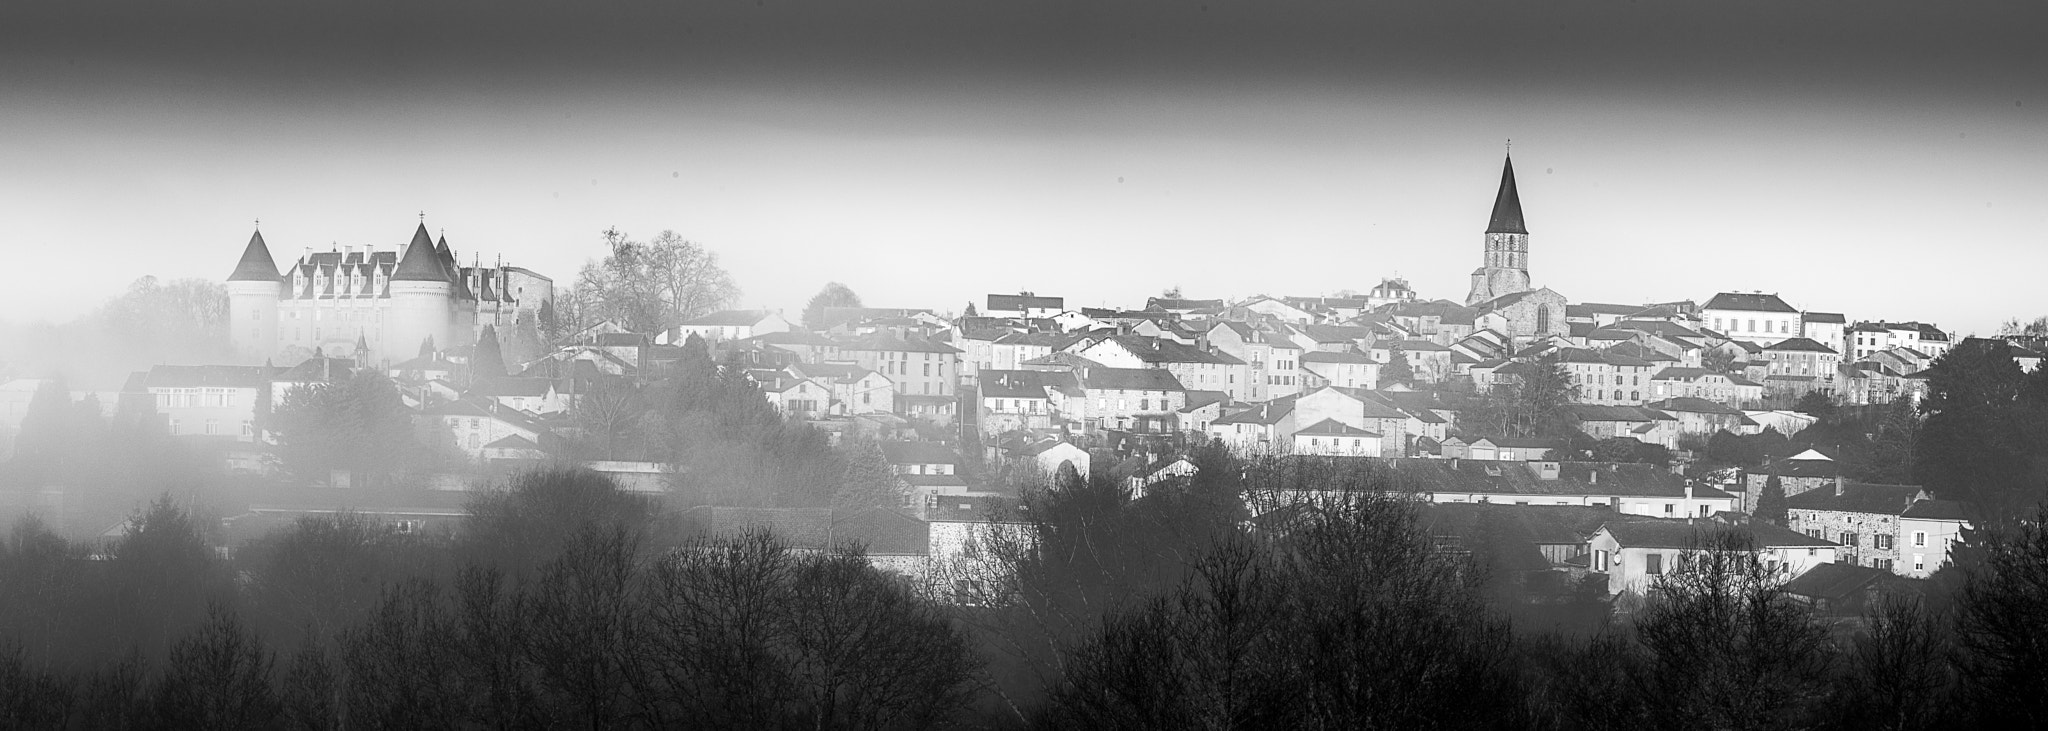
1506,138,1512,155
254,217,260,230
419,210,425,223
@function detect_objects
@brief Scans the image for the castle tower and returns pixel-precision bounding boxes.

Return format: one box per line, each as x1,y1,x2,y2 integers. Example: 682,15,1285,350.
1465,154,1534,306
387,223,455,363
226,228,284,362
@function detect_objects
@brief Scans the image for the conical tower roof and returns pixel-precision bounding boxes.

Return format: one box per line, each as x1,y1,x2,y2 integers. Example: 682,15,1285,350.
392,223,450,282
228,229,283,282
435,235,460,282
1485,155,1527,235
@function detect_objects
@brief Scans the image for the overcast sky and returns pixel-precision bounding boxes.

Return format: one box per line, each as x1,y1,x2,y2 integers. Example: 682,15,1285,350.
3,1,2043,336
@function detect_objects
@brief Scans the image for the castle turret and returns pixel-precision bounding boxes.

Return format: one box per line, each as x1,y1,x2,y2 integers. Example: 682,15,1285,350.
1466,154,1534,306
387,223,454,364
227,228,284,362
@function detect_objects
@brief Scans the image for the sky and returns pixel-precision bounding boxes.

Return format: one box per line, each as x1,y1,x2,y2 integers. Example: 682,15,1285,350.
2,1,2044,336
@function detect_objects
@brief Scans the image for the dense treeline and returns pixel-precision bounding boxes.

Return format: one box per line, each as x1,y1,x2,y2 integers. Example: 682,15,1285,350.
2,456,2047,727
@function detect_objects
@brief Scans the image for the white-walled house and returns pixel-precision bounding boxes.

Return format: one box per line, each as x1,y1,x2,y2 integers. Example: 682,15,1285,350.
131,365,273,442
1587,520,1840,595
673,310,794,343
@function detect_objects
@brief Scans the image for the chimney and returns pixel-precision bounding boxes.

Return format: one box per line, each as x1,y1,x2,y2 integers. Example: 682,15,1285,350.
1835,475,1846,497
1589,470,1598,484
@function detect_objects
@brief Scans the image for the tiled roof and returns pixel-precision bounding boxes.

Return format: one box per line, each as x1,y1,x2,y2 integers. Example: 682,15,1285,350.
1802,312,1847,324
1785,482,1926,515
1645,397,1744,415
1780,562,1905,601
1389,459,1697,499
842,333,963,354
1080,367,1185,392
680,309,777,327
1181,390,1230,411
1900,499,1973,521
1765,337,1839,354
987,293,1063,312
141,364,274,389
1301,350,1379,364
1562,404,1675,423
1103,335,1240,365
1293,418,1379,437
1602,519,1838,549
1703,292,1799,314
979,370,1059,399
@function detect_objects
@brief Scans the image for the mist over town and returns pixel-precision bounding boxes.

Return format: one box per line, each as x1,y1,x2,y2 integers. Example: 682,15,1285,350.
3,1,2047,728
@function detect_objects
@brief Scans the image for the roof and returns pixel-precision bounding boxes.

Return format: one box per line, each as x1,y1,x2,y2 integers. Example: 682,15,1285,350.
979,370,1059,399
391,224,451,282
987,293,1064,312
1294,418,1380,437
1785,482,1927,515
880,440,958,466
1101,335,1241,365
1802,312,1847,324
1900,499,1973,521
1181,390,1230,412
1781,562,1908,601
1765,337,1839,354
1644,397,1744,415
1703,292,1799,314
1601,519,1838,549
680,309,777,327
1080,367,1185,392
228,230,284,282
1485,154,1527,235
1301,350,1379,365
1561,404,1676,423
1388,458,1702,499
840,333,962,355
140,364,274,389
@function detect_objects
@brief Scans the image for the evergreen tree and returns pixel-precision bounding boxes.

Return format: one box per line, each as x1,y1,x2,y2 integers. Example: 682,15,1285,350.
472,326,508,382
963,302,978,318
1794,390,1837,418
1913,339,2041,510
1756,474,1788,526
834,438,902,514
1381,344,1414,386
272,371,425,484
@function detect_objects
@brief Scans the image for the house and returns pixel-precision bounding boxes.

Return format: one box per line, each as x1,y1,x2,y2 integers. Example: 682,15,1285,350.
1849,321,1953,361
1299,350,1381,390
788,362,894,415
1649,367,1763,407
1370,339,1454,384
417,398,549,463
747,370,830,419
1702,292,1803,346
985,293,1065,319
1178,390,1229,434
479,376,568,416
881,440,959,476
1207,398,1294,452
673,309,793,343
1366,277,1418,307
1205,321,1304,402
1740,448,1839,512
1744,409,1819,437
1073,366,1187,434
1389,459,1737,520
1124,456,1199,498
1379,299,1479,343
269,357,355,408
1762,337,1843,381
1897,498,1972,578
734,330,844,365
836,333,963,421
1076,335,1246,396
1801,312,1849,356
1012,438,1090,485
1146,297,1227,315
1438,436,1560,462
130,365,273,442
1289,386,1412,456
1553,348,1655,405
1644,397,1749,438
976,369,1072,437
1236,295,1320,324
1587,519,1839,595
1290,419,1383,457
1780,562,1924,616
1785,480,1931,573
1561,404,1680,450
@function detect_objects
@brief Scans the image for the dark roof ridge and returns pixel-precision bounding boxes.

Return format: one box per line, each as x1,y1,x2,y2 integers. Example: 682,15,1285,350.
1486,154,1527,235
391,223,450,282
229,229,284,282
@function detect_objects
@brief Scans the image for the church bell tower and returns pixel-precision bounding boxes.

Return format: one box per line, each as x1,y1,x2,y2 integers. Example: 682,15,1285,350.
1465,153,1533,306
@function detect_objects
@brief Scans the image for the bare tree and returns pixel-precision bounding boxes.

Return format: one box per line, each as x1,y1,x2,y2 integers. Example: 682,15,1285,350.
573,228,740,334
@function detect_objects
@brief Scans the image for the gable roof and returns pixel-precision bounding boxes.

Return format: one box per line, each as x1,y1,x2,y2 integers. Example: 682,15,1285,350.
680,309,778,327
229,230,284,282
1765,337,1839,354
1294,418,1380,437
1644,397,1745,415
1080,367,1185,392
1900,499,1973,521
1785,482,1927,515
880,440,957,466
1781,562,1910,601
1703,292,1799,314
1802,311,1847,324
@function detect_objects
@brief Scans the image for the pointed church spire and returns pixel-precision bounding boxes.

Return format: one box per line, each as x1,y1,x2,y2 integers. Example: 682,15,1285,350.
229,228,284,281
392,222,450,281
1485,154,1528,235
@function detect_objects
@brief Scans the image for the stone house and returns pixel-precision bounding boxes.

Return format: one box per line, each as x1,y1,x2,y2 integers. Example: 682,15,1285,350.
1587,519,1839,596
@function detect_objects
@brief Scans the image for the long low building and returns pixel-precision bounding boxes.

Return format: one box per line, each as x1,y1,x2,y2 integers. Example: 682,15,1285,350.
1243,457,1738,520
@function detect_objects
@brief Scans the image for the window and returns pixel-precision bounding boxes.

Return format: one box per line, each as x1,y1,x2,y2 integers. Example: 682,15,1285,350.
167,418,179,434
1664,503,1674,515
1842,532,1859,547
1913,531,1927,547
205,419,218,435
1913,554,1925,572
1646,553,1664,575
1875,534,1893,550
1594,550,1610,572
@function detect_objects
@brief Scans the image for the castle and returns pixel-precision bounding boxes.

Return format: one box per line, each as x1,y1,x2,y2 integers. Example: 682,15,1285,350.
226,222,555,366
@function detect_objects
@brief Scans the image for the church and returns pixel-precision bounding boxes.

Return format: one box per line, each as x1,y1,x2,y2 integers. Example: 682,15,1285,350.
1464,154,1568,340
226,221,555,366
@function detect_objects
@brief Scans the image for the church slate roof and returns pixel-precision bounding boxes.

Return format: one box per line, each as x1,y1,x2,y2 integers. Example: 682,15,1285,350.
229,230,284,282
1486,155,1528,234
391,224,451,282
